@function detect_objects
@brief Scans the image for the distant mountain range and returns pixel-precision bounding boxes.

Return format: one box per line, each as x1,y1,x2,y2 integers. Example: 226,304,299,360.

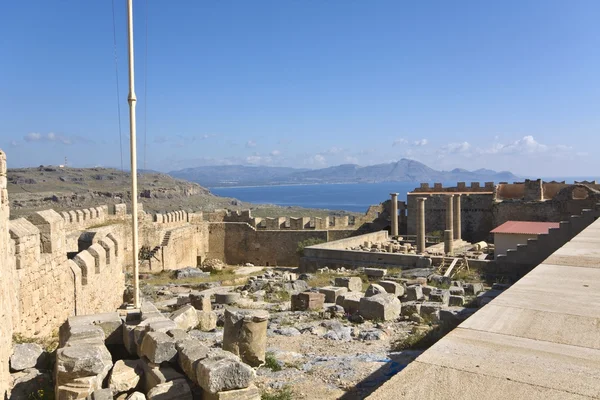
169,159,519,187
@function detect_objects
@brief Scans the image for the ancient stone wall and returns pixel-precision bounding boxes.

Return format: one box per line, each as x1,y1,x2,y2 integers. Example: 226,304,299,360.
0,150,16,398
8,210,126,338
207,223,329,266
160,224,208,269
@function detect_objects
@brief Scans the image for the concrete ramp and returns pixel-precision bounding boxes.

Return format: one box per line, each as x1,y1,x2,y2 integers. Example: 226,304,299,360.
368,218,600,399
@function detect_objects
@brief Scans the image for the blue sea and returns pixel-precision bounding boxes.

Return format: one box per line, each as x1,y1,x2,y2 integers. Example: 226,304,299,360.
210,182,420,213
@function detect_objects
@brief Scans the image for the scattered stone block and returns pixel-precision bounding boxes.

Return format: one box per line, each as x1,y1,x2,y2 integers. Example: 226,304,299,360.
421,285,435,297
87,388,114,400
223,309,269,367
9,368,52,399
147,379,193,400
140,303,162,321
404,285,424,301
477,289,503,307
59,322,106,348
378,281,404,296
358,294,401,321
56,344,113,387
419,302,443,323
291,292,325,311
140,331,177,364
364,268,387,278
109,359,143,394
190,293,212,311
449,287,465,296
450,281,463,288
174,267,209,279
440,307,477,328
449,295,465,306
336,292,364,314
144,318,178,334
64,313,124,345
166,328,190,344
400,301,421,316
215,293,241,305
428,289,450,305
170,305,200,331
140,357,186,392
10,343,45,371
196,350,255,394
197,311,218,331
203,384,261,400
126,393,146,400
177,339,210,384
464,282,484,295
365,283,386,297
334,277,363,292
318,286,348,303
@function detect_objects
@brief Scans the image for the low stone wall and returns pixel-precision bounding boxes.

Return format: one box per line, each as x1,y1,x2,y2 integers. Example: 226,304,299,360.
301,231,491,272
208,223,329,267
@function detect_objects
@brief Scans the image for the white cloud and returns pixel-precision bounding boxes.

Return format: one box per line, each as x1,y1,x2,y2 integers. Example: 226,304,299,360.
344,156,358,164
23,132,87,145
413,139,428,146
478,135,567,155
393,138,408,146
270,150,281,156
245,140,257,148
440,141,471,154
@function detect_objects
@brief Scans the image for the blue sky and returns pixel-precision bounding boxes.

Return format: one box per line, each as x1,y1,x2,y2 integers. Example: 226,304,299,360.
1,1,598,176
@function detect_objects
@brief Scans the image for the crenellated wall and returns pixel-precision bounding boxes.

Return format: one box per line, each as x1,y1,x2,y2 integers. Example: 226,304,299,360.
8,210,125,338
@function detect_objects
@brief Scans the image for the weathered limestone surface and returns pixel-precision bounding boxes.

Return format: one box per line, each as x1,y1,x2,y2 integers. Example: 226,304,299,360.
109,359,143,394
140,332,177,364
196,311,218,332
358,294,401,321
378,281,404,296
169,305,199,332
203,384,261,400
334,277,362,292
177,339,210,384
146,379,192,400
196,350,255,394
223,309,269,367
318,286,348,303
291,292,325,311
364,284,386,297
10,343,44,371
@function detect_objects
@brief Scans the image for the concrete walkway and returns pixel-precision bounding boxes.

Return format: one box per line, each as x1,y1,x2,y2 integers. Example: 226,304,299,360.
367,218,600,399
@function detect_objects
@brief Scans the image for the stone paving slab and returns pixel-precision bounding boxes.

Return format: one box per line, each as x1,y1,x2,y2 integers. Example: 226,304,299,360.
367,361,593,400
461,304,600,349
418,328,600,398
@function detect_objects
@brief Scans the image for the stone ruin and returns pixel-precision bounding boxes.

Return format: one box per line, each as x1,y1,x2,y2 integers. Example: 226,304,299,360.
52,299,267,400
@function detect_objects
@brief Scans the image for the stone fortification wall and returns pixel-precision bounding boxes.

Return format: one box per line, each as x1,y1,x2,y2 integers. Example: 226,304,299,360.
205,209,379,231
9,210,125,338
207,223,329,267
0,150,16,397
160,224,208,270
412,182,495,193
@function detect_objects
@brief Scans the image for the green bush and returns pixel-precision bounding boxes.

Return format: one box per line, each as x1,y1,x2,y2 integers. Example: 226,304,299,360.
296,238,326,256
264,352,282,372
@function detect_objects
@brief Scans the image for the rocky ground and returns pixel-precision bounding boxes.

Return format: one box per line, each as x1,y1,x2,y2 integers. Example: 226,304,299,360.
8,262,506,399
133,262,501,399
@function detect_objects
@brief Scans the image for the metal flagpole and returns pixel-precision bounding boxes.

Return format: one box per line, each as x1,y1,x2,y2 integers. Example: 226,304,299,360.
127,0,140,308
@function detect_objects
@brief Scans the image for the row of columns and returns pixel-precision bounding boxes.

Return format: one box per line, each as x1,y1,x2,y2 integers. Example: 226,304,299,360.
407,194,462,254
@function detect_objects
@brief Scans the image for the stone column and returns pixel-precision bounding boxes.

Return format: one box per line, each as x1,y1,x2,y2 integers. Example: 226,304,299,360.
444,230,453,255
223,309,269,367
446,195,454,234
453,194,461,240
390,193,399,237
416,198,427,253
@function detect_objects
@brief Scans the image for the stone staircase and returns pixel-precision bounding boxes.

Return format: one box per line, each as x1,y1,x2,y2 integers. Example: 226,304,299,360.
140,230,172,263
496,204,600,271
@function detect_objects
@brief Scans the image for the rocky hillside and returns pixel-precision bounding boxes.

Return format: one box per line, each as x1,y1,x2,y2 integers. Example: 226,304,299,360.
7,166,238,218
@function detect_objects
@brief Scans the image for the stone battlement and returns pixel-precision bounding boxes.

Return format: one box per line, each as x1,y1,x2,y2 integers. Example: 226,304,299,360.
412,181,495,193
